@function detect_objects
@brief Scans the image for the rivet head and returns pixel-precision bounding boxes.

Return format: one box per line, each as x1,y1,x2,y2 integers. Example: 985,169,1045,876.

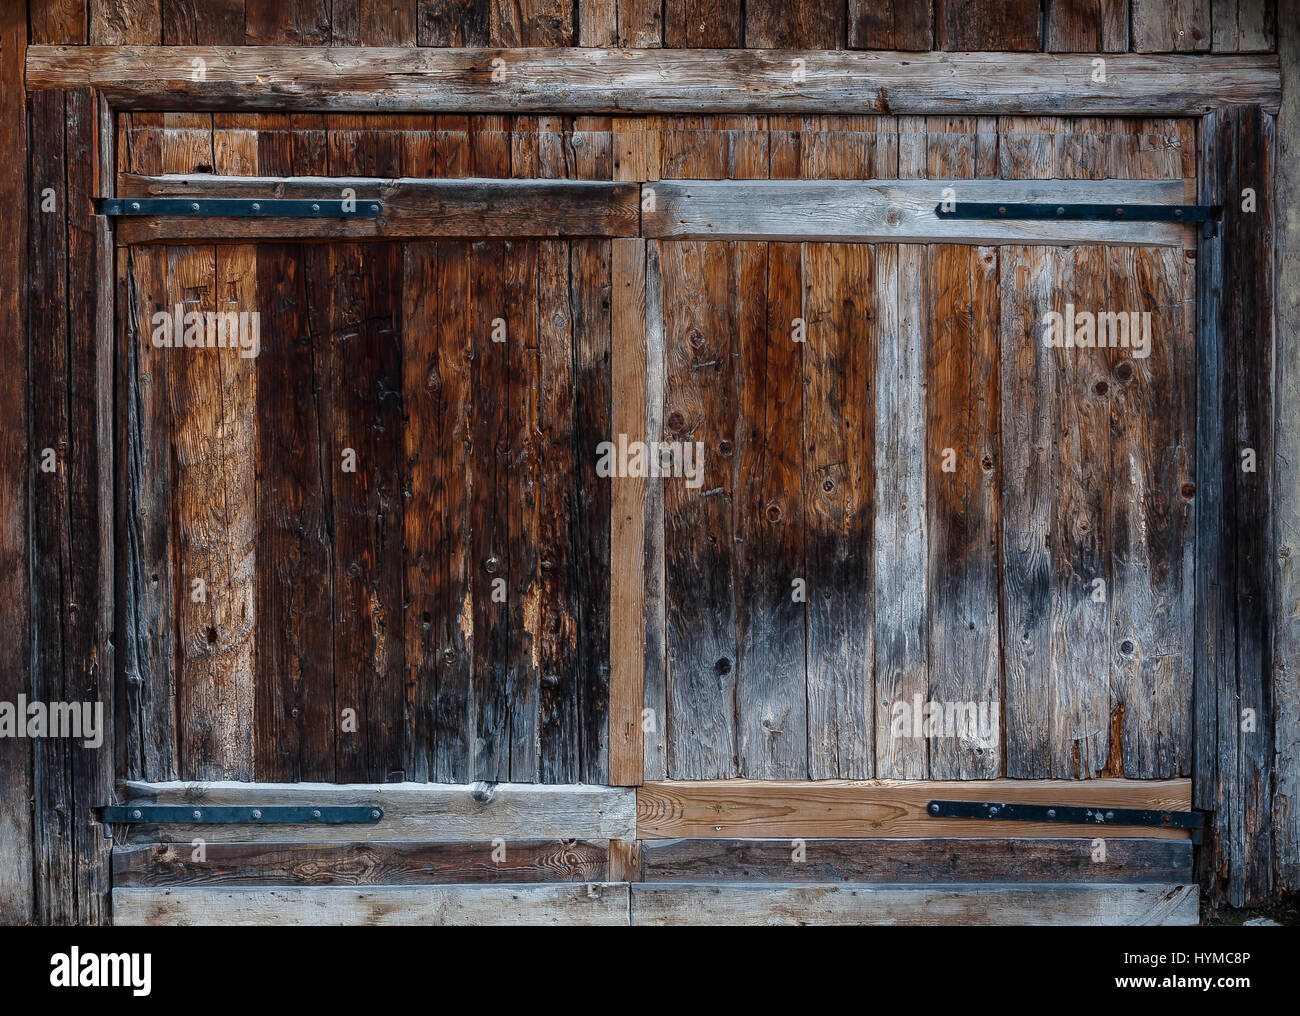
190,202,200,212
192,809,202,819
250,809,262,820
312,809,322,819
311,203,321,212
928,803,940,814
251,202,261,213
1057,206,1065,215
1105,811,1115,820
1047,808,1057,818
370,204,380,214
371,809,381,820
131,809,142,820
130,202,141,212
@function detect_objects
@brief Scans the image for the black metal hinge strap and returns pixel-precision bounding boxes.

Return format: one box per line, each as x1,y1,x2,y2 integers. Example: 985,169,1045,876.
97,198,383,218
926,800,1204,842
934,201,1221,237
100,805,384,824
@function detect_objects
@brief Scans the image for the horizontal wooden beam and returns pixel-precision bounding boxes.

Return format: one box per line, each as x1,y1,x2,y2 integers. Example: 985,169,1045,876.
117,781,637,843
27,47,1280,116
639,838,1193,883
645,179,1196,247
112,840,609,886
113,176,640,241
629,883,1199,926
637,780,1194,839
113,884,631,926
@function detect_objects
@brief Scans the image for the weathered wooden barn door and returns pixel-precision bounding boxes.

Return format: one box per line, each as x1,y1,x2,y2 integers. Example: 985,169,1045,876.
635,115,1197,783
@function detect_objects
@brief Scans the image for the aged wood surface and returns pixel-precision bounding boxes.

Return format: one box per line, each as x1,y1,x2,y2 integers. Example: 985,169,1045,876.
113,839,609,885
118,781,637,842
630,882,1199,925
114,883,631,925
643,178,1194,246
637,780,1194,839
936,0,1041,51
114,175,641,242
27,48,1282,116
639,837,1194,883
849,0,933,50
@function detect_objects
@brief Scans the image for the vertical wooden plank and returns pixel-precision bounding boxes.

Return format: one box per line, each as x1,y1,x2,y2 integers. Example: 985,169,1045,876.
360,0,418,44
491,0,574,45
1045,0,1130,52
849,1,934,49
573,239,613,784
925,244,1001,780
536,241,580,783
642,241,668,780
618,0,662,46
1213,0,1276,52
90,0,163,42
245,0,332,44
255,244,335,782
936,0,1041,51
1274,2,1300,898
804,242,875,780
664,0,742,47
661,242,738,779
162,0,244,43
746,0,845,48
1133,0,1211,52
28,87,72,925
610,237,648,786
506,241,541,782
324,243,405,783
580,0,617,45
31,0,88,42
417,0,490,45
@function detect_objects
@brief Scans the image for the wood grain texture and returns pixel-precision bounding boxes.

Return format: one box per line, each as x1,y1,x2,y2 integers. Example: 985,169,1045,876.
664,1,742,48
1133,0,1211,52
114,176,641,242
1045,0,1129,52
162,0,244,44
642,179,1194,247
630,883,1199,925
115,883,631,925
637,780,1194,839
618,0,662,47
90,0,162,43
936,0,1041,51
640,837,1195,883
28,48,1283,117
118,781,637,842
1212,0,1276,53
113,840,609,885
244,0,332,45
642,241,668,780
746,0,845,49
849,0,933,50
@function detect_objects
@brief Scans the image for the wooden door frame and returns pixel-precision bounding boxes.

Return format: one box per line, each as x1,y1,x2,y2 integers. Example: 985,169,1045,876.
15,45,1293,918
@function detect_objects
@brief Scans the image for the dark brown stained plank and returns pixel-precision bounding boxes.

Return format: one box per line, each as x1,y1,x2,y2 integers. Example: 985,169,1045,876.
619,0,663,46
664,0,743,47
468,241,512,781
29,48,1283,117
536,241,580,782
64,88,115,925
659,115,769,181
1212,0,1276,53
924,244,1001,780
1107,247,1195,778
769,115,898,181
660,241,739,779
1195,106,1274,907
403,115,472,178
359,0,419,45
121,243,178,783
1000,246,1056,777
32,1,88,42
631,883,1198,926
1051,245,1112,778
1133,0,1211,52
580,0,617,45
327,127,402,178
803,243,874,780
323,243,405,783
1045,0,1130,52
113,840,610,886
735,242,804,779
162,0,244,43
115,176,643,243
489,0,574,45
746,0,845,48
639,838,1195,883
417,0,491,45
572,239,613,783
849,0,934,50
936,0,1041,51
27,87,73,925
255,244,335,782
506,241,542,781
642,241,668,780
244,0,332,45
471,115,512,177
90,0,161,43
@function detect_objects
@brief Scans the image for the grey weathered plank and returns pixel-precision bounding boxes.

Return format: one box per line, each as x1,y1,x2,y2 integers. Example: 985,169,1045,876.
1133,0,1212,52
642,241,668,781
27,48,1282,117
114,175,641,241
639,838,1194,883
117,782,637,843
630,883,1199,926
114,883,631,925
643,179,1194,247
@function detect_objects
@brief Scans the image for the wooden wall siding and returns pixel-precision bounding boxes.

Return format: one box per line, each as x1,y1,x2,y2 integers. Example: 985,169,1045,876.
647,114,1195,781
118,115,612,783
30,1,1280,51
